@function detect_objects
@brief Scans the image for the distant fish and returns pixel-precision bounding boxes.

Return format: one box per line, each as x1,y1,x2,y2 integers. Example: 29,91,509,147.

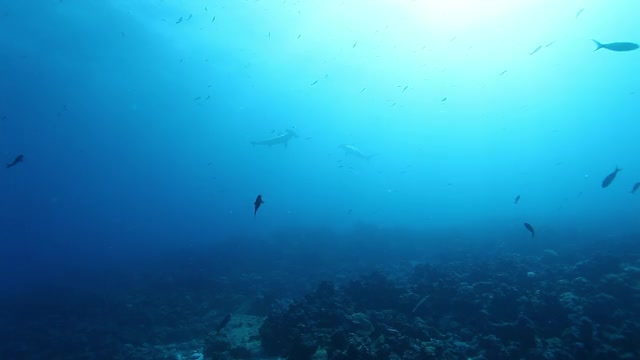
545,41,556,48
310,80,318,86
361,87,366,93
593,40,639,52
339,144,376,160
601,166,622,188
176,17,183,24
268,32,271,39
575,8,584,18
514,195,520,204
529,45,542,55
6,154,23,168
353,41,358,48
186,14,192,21
402,86,408,93
211,16,216,23
441,97,447,102
216,313,231,333
523,222,535,237
498,70,508,76
193,96,201,101
251,130,298,147
297,34,301,39
254,195,264,217
631,182,640,194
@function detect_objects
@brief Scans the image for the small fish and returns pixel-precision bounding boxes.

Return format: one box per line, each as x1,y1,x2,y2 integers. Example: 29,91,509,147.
205,95,211,100
176,17,183,24
631,182,640,194
449,36,457,42
441,97,447,102
186,14,192,21
361,87,366,93
254,195,264,217
216,314,231,333
498,70,508,76
523,223,535,237
268,32,271,39
310,80,318,86
211,16,216,23
193,96,201,101
402,86,408,93
545,41,556,48
514,195,520,204
529,45,542,55
6,154,23,168
601,167,622,188
297,34,301,39
205,6,208,12
575,8,584,18
593,40,639,52
353,41,357,48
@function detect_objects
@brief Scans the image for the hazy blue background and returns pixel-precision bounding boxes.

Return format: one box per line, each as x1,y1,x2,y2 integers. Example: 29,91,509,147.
1,0,638,290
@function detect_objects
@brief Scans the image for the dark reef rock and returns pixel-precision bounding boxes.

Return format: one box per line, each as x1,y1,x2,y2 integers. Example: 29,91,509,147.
258,248,640,360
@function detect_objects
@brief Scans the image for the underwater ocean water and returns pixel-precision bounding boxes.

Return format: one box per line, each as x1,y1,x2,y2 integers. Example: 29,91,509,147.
1,0,640,359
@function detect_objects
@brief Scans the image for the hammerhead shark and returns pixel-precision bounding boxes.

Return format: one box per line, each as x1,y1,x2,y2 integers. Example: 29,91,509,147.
339,144,375,160
251,130,298,147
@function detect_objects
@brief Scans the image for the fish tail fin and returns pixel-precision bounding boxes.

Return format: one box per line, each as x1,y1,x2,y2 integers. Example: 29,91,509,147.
592,39,604,51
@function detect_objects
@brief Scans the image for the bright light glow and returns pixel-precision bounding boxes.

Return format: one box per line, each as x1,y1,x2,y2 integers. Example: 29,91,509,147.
409,0,526,32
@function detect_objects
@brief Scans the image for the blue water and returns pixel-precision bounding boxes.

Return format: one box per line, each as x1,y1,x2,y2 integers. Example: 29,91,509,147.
1,1,639,359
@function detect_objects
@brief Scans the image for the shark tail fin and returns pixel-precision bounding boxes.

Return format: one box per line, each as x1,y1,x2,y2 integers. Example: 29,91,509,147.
592,39,604,51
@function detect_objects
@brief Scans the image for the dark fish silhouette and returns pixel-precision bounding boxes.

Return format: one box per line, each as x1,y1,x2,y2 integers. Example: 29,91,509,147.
593,40,639,52
529,45,542,55
514,195,520,204
631,182,640,194
6,154,23,168
216,313,231,333
575,8,584,18
523,223,535,237
254,195,264,217
176,17,183,24
601,167,621,188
